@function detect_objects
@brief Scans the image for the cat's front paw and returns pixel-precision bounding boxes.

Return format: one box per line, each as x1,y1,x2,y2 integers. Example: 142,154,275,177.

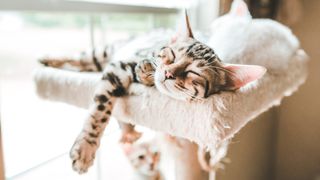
135,59,156,86
70,138,98,174
120,130,142,144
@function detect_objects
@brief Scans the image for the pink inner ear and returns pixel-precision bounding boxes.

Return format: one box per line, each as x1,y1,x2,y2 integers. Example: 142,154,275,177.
170,35,178,44
170,31,183,44
231,0,249,16
224,64,267,89
236,4,246,16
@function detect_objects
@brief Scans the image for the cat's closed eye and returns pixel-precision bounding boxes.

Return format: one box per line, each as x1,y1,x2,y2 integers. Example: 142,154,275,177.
192,80,200,86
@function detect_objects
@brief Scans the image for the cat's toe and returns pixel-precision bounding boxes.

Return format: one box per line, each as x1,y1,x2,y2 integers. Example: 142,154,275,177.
72,158,94,174
70,140,96,174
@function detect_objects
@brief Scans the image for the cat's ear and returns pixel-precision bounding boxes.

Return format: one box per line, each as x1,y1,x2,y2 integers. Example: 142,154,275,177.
223,63,266,90
184,10,194,39
229,0,251,18
171,10,194,43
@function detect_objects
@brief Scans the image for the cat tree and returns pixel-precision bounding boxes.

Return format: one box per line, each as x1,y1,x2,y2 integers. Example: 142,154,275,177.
33,1,308,179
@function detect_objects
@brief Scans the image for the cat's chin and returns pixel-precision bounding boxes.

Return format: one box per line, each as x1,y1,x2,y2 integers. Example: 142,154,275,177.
154,80,188,101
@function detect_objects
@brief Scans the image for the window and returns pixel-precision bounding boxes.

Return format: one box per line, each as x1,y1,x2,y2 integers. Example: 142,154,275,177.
0,0,220,179
0,11,176,179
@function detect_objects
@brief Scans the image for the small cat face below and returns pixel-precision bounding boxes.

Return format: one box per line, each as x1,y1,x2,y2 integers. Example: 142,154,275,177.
154,12,266,101
123,143,160,176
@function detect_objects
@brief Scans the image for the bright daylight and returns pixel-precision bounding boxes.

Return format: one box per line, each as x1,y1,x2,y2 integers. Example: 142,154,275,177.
0,0,319,180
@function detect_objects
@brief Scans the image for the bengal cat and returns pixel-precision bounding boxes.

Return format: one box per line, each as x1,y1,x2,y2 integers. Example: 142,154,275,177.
40,12,266,174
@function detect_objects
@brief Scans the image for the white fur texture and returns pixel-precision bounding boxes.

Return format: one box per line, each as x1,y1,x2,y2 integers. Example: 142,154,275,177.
34,18,308,150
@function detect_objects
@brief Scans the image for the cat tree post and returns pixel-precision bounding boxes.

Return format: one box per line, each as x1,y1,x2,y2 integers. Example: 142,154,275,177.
172,139,209,180
209,172,216,180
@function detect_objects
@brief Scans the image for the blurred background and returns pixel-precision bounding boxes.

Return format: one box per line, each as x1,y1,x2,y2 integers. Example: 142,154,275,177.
0,0,319,180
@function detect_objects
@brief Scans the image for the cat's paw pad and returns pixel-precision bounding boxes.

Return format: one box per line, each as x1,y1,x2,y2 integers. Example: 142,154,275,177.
70,139,97,174
120,130,142,144
135,59,155,86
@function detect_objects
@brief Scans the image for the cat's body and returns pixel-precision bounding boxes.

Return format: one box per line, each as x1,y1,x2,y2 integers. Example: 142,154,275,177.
41,12,266,174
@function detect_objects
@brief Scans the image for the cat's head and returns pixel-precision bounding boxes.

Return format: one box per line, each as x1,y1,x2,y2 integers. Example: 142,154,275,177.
154,11,266,101
123,143,160,176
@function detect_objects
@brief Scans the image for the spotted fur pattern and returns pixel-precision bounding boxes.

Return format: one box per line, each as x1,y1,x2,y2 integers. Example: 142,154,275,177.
41,12,265,174
69,59,155,173
40,47,155,145
40,47,109,72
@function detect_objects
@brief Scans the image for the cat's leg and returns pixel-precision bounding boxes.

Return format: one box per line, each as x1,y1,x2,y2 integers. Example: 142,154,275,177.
39,48,109,72
70,95,115,174
116,59,155,144
40,58,79,69
118,122,142,144
70,62,134,173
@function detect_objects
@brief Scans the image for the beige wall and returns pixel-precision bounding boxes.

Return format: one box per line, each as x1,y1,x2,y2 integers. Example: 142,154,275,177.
275,0,320,180
217,111,276,180
217,1,320,180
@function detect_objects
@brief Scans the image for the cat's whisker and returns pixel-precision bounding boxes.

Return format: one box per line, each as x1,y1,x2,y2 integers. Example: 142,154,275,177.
150,59,159,67
173,84,205,101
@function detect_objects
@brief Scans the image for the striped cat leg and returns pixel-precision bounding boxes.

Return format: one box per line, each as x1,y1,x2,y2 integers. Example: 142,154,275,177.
70,94,115,174
39,47,109,72
117,59,155,144
70,62,134,174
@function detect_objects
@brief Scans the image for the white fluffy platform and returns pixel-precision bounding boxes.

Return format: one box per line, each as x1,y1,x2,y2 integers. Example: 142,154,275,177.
34,8,308,149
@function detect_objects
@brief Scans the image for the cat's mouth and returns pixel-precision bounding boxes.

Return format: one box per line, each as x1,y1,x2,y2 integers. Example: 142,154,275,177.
156,69,177,83
164,75,176,82
155,68,191,101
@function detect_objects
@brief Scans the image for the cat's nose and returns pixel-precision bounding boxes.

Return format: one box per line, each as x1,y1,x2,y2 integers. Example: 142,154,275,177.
165,70,174,79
